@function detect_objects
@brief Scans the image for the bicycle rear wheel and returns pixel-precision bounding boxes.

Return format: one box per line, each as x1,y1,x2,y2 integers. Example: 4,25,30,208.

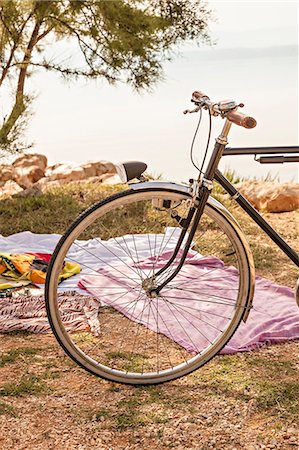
45,188,253,384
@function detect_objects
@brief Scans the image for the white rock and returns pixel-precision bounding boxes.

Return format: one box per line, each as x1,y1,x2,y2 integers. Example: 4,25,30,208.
0,180,23,197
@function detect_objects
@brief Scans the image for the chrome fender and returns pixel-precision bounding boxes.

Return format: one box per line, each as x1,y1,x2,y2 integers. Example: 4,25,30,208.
130,179,238,227
130,180,255,321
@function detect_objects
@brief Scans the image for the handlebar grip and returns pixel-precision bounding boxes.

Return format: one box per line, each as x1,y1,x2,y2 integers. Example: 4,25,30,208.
192,90,210,101
227,111,257,129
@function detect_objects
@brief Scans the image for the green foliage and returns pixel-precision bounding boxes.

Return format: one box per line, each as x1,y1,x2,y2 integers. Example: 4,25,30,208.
0,0,211,155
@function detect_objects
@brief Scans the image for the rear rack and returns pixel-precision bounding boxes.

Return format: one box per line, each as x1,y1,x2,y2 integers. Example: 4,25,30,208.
255,155,299,164
223,146,299,164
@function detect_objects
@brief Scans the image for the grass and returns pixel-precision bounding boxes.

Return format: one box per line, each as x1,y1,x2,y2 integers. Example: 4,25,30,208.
0,183,123,236
88,385,170,431
92,408,110,421
105,351,149,372
0,176,297,283
250,243,278,270
191,352,299,420
0,400,17,417
114,391,170,430
0,347,42,367
256,381,299,417
0,170,248,236
0,374,49,397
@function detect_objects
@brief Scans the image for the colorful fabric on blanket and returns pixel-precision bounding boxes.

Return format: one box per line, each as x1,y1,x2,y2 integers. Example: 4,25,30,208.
0,252,80,290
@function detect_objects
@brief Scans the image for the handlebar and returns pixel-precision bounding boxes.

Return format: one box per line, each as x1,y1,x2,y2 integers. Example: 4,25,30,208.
186,91,257,129
226,110,257,129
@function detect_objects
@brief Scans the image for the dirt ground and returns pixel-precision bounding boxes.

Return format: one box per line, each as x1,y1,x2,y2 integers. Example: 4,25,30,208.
0,333,298,450
0,209,298,450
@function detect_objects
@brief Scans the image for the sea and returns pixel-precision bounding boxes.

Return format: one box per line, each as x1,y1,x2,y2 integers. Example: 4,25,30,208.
3,44,299,183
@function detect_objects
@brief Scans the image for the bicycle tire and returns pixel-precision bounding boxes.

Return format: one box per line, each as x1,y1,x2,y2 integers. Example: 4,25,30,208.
45,187,254,385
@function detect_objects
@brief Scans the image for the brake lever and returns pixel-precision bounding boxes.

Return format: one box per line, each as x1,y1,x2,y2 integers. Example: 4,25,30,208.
183,105,201,114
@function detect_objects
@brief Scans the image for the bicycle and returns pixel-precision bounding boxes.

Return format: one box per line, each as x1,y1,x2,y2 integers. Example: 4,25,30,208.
45,91,299,385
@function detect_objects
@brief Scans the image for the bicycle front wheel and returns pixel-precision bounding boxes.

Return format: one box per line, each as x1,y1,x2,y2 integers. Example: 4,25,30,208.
46,187,253,384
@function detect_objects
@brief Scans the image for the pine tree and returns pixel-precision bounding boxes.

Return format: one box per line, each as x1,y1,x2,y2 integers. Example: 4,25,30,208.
0,0,211,154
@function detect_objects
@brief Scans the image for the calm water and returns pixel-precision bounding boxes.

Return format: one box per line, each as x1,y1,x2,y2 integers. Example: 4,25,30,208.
20,45,299,183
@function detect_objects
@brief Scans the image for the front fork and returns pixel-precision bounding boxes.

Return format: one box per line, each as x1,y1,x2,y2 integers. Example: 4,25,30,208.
153,119,233,294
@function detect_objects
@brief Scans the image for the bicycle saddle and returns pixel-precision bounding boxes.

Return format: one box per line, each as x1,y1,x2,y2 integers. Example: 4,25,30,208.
115,161,147,183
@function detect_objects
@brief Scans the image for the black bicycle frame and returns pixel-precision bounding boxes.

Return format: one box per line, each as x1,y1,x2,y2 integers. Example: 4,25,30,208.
154,134,299,292
218,144,299,267
214,169,299,267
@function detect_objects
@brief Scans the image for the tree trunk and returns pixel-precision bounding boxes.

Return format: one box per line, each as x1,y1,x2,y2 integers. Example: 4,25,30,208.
0,19,41,149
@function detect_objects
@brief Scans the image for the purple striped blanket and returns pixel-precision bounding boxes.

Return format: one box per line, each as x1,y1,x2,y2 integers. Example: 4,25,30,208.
0,253,298,355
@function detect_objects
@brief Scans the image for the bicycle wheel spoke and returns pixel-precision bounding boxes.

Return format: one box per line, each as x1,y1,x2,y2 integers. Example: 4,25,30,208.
69,243,142,285
164,293,238,308
46,189,251,384
79,286,145,357
158,296,232,320
150,298,187,366
160,294,209,351
110,290,146,366
148,298,178,371
165,286,237,303
162,297,225,333
93,215,150,280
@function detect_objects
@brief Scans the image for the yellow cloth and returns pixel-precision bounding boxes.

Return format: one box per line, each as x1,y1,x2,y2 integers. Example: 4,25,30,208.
0,253,80,290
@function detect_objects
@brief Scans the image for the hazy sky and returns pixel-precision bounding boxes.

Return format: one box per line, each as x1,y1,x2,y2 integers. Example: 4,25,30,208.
5,1,299,182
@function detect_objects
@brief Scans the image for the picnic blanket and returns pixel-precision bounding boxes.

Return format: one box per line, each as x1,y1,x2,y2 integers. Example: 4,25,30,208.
0,293,100,334
79,252,299,354
0,232,298,354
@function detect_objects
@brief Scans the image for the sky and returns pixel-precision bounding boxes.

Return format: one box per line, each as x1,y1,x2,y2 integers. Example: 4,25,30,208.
3,1,299,182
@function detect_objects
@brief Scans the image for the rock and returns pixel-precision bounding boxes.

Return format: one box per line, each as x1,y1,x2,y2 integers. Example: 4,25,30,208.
13,184,42,198
45,162,87,182
12,153,48,189
13,166,45,189
12,153,47,170
0,165,14,184
1,153,117,196
35,178,64,190
0,180,23,198
45,160,116,184
235,180,299,213
86,161,116,176
79,162,97,178
100,173,122,184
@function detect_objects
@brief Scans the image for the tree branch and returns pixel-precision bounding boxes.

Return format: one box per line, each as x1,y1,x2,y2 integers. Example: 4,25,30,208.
25,60,116,81
36,24,54,42
0,41,18,86
47,14,111,68
0,10,34,87
0,19,41,146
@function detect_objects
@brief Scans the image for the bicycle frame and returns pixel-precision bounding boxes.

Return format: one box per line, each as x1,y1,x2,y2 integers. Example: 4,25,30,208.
214,169,299,267
152,119,299,292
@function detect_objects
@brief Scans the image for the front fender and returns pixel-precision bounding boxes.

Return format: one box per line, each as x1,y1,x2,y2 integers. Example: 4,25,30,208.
130,180,239,230
130,179,255,321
